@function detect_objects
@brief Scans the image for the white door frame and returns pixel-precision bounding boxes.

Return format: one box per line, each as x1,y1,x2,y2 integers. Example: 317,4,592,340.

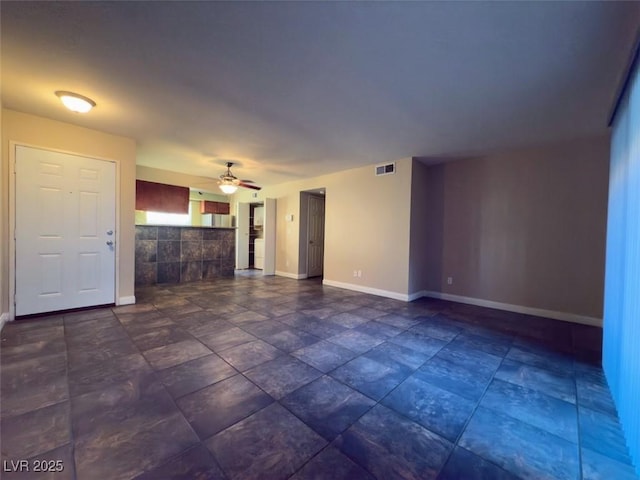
8,141,122,320
306,194,325,277
262,198,276,275
236,202,250,269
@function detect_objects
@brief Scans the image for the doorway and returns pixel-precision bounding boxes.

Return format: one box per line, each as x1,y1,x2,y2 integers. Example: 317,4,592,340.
14,145,116,316
236,199,276,275
250,203,264,269
235,202,263,269
301,190,326,278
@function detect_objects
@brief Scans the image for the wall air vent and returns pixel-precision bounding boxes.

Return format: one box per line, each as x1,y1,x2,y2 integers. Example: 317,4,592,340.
375,162,395,176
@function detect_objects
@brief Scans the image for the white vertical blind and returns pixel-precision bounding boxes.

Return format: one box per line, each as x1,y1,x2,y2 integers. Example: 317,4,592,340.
603,53,640,474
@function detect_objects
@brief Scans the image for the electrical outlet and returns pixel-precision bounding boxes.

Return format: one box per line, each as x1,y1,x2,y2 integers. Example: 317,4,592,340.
357,270,362,278
353,270,358,277
447,276,453,285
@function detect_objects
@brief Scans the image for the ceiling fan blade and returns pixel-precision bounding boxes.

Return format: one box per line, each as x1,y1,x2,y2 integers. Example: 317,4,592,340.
239,182,262,191
239,179,255,183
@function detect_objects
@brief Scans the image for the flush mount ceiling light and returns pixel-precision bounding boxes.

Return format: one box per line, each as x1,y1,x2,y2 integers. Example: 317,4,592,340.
55,91,96,113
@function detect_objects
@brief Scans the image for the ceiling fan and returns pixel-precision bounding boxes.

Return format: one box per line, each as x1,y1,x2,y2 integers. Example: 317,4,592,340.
218,162,262,194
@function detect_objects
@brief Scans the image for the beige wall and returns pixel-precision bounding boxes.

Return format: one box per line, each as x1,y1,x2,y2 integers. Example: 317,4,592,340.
1,109,137,314
234,158,414,297
418,136,609,320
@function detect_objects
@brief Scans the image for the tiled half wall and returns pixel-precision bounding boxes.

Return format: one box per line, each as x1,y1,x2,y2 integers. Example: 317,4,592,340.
135,226,235,286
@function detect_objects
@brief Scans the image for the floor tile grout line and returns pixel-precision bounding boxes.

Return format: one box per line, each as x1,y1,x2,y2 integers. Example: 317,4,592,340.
62,312,81,480
105,302,214,479
152,301,267,478
277,383,381,480
135,292,337,478
575,365,586,480
441,335,516,477
376,328,480,479
271,307,448,478
442,332,591,480
301,309,486,478
296,312,459,478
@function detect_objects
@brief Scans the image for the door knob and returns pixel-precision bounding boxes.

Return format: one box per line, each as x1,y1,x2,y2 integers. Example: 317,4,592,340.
107,230,113,235
106,240,114,246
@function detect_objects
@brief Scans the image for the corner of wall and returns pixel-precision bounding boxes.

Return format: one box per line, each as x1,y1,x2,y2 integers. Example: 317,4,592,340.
408,159,444,294
1,107,8,321
323,279,414,302
0,312,9,333
117,296,136,306
275,271,308,280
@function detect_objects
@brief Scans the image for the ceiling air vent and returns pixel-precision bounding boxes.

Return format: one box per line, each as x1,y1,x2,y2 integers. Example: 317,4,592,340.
375,162,395,176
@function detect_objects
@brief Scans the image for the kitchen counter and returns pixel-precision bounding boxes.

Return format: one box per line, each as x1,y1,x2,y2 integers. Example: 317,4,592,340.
135,225,235,285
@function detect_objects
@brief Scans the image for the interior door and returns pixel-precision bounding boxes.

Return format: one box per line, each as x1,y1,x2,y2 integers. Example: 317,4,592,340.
307,194,325,277
236,202,250,269
15,145,116,316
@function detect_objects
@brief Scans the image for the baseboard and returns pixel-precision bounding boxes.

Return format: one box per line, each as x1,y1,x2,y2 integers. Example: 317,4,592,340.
421,290,602,327
0,312,9,332
117,296,136,306
407,291,424,302
276,271,308,280
322,279,412,302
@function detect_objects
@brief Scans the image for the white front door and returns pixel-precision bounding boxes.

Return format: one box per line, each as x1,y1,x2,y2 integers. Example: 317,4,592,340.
307,194,325,277
15,146,116,316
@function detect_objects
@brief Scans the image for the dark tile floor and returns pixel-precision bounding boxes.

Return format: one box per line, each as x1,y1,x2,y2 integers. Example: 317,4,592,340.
1,273,638,480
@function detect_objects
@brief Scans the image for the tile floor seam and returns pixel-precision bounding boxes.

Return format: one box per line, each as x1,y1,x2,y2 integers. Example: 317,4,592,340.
182,372,278,439
575,368,586,480
283,444,330,480
168,369,242,402
61,313,79,480
274,388,371,452
137,314,283,450
324,437,379,479
441,339,514,477
359,329,454,400
440,445,525,480
312,321,460,478
133,441,225,480
107,304,208,477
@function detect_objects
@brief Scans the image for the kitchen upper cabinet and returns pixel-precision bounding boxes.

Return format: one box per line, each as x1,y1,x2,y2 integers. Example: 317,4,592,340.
200,200,230,215
136,180,189,214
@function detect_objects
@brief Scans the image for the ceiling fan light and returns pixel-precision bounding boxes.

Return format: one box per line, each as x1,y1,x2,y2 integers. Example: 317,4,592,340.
55,91,96,113
219,183,238,194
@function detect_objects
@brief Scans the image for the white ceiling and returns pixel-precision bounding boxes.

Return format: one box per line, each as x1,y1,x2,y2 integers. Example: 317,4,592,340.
2,1,638,187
